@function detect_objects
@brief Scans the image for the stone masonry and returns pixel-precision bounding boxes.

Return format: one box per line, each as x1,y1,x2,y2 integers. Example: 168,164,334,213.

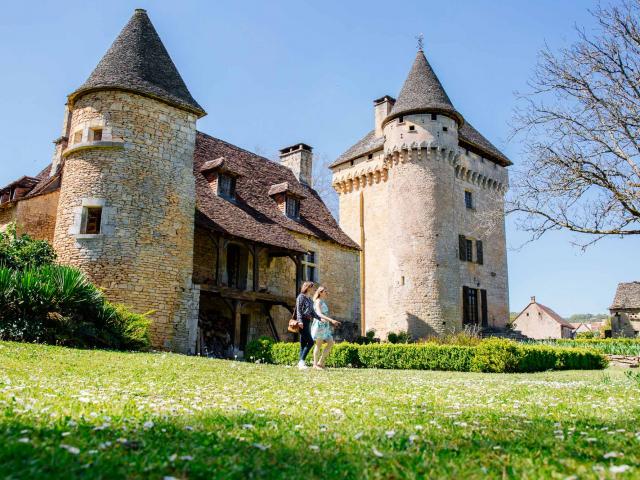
53,91,199,352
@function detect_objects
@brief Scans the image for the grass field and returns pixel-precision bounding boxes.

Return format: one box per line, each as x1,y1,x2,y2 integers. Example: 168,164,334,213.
1,342,639,479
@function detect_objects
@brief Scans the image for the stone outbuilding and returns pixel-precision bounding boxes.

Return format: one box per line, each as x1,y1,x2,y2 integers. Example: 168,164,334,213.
0,9,360,355
512,297,574,339
610,282,640,338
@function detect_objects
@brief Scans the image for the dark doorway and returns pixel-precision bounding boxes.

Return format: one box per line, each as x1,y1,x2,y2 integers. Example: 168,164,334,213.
226,244,248,289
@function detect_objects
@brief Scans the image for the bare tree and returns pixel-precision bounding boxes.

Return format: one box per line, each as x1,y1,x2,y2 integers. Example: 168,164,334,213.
311,152,339,219
510,0,640,247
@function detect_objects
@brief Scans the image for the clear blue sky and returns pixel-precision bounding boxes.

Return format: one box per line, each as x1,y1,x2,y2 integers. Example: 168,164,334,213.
0,0,636,316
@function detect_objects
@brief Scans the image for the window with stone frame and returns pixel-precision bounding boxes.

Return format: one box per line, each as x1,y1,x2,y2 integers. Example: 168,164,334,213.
285,196,300,219
91,128,103,142
73,130,83,144
217,173,236,200
462,286,479,325
476,240,484,265
81,206,102,234
464,190,473,209
301,251,317,282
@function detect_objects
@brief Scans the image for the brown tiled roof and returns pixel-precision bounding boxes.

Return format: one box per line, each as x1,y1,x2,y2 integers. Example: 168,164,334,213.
267,182,307,199
330,130,384,168
459,121,512,166
194,132,359,251
610,282,640,310
536,302,574,328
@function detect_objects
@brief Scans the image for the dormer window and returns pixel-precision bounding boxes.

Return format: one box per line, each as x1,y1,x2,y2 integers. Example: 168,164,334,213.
286,196,300,219
217,173,236,200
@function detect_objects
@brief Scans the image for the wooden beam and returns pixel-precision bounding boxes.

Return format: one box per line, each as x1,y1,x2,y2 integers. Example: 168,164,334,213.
200,283,295,307
216,238,226,286
232,300,241,349
252,244,260,292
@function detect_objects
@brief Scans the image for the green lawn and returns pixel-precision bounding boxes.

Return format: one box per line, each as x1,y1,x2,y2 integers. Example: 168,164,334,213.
0,342,639,479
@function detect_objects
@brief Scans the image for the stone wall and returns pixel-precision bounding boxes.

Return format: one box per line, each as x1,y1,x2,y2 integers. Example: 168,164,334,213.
611,309,640,338
53,91,198,353
455,148,509,328
15,191,59,242
0,204,16,232
332,112,510,340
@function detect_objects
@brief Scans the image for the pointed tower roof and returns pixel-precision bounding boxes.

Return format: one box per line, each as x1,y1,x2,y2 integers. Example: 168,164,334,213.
384,49,462,126
68,9,205,117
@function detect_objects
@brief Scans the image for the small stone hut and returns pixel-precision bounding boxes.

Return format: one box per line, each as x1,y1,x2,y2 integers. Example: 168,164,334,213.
610,282,640,338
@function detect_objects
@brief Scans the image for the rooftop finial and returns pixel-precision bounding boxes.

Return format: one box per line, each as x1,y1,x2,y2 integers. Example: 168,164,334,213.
416,33,424,52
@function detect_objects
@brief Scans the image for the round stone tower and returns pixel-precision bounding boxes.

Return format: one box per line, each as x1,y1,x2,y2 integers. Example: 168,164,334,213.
382,50,463,337
52,9,206,352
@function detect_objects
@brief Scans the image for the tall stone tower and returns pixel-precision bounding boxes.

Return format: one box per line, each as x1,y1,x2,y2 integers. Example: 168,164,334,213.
52,9,206,352
331,49,510,339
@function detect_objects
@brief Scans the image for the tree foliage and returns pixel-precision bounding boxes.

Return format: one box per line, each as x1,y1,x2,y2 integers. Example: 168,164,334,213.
0,223,56,270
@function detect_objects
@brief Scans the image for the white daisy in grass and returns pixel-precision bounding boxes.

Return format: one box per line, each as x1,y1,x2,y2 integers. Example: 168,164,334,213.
252,443,270,451
385,430,396,438
143,420,154,429
372,447,384,458
603,452,623,459
17,438,30,443
309,445,320,452
60,444,80,455
354,432,364,440
610,465,631,474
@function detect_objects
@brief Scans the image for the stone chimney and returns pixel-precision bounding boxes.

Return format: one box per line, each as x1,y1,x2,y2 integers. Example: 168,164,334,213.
374,95,395,137
279,143,313,186
531,296,536,304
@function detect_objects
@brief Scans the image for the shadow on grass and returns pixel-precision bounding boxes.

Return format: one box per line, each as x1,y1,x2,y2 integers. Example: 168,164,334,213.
2,408,639,480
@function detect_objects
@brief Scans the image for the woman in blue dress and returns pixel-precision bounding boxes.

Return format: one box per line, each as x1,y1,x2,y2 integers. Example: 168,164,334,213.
311,286,341,369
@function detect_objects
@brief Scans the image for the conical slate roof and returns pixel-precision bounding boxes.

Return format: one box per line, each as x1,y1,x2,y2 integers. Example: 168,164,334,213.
385,49,462,126
68,9,205,117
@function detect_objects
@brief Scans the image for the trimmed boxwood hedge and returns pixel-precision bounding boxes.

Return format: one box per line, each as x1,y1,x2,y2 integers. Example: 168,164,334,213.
245,337,607,373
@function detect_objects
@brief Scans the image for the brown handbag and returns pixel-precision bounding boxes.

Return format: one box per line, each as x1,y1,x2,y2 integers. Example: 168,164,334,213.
288,308,300,333
288,318,300,334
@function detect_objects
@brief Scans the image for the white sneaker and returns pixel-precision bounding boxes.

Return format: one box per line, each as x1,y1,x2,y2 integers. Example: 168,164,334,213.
297,361,308,370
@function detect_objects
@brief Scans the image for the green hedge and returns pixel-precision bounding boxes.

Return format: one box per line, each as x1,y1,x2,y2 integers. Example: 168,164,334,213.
245,337,607,373
535,338,640,356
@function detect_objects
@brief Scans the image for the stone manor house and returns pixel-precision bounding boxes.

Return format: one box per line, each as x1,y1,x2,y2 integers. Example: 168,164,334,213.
0,9,511,352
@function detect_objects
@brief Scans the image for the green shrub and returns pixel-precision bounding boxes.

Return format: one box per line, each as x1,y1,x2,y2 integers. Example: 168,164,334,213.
576,330,597,339
534,338,640,355
471,338,522,373
253,338,606,372
271,342,300,365
0,265,150,350
246,336,275,363
387,331,412,344
358,343,474,371
0,225,56,270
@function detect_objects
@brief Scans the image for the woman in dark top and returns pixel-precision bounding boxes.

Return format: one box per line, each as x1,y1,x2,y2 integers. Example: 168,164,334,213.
296,281,321,370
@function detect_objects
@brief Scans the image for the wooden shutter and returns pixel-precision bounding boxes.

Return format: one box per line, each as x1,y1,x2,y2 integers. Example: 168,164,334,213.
476,240,484,265
462,286,469,324
459,235,466,261
480,289,488,327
